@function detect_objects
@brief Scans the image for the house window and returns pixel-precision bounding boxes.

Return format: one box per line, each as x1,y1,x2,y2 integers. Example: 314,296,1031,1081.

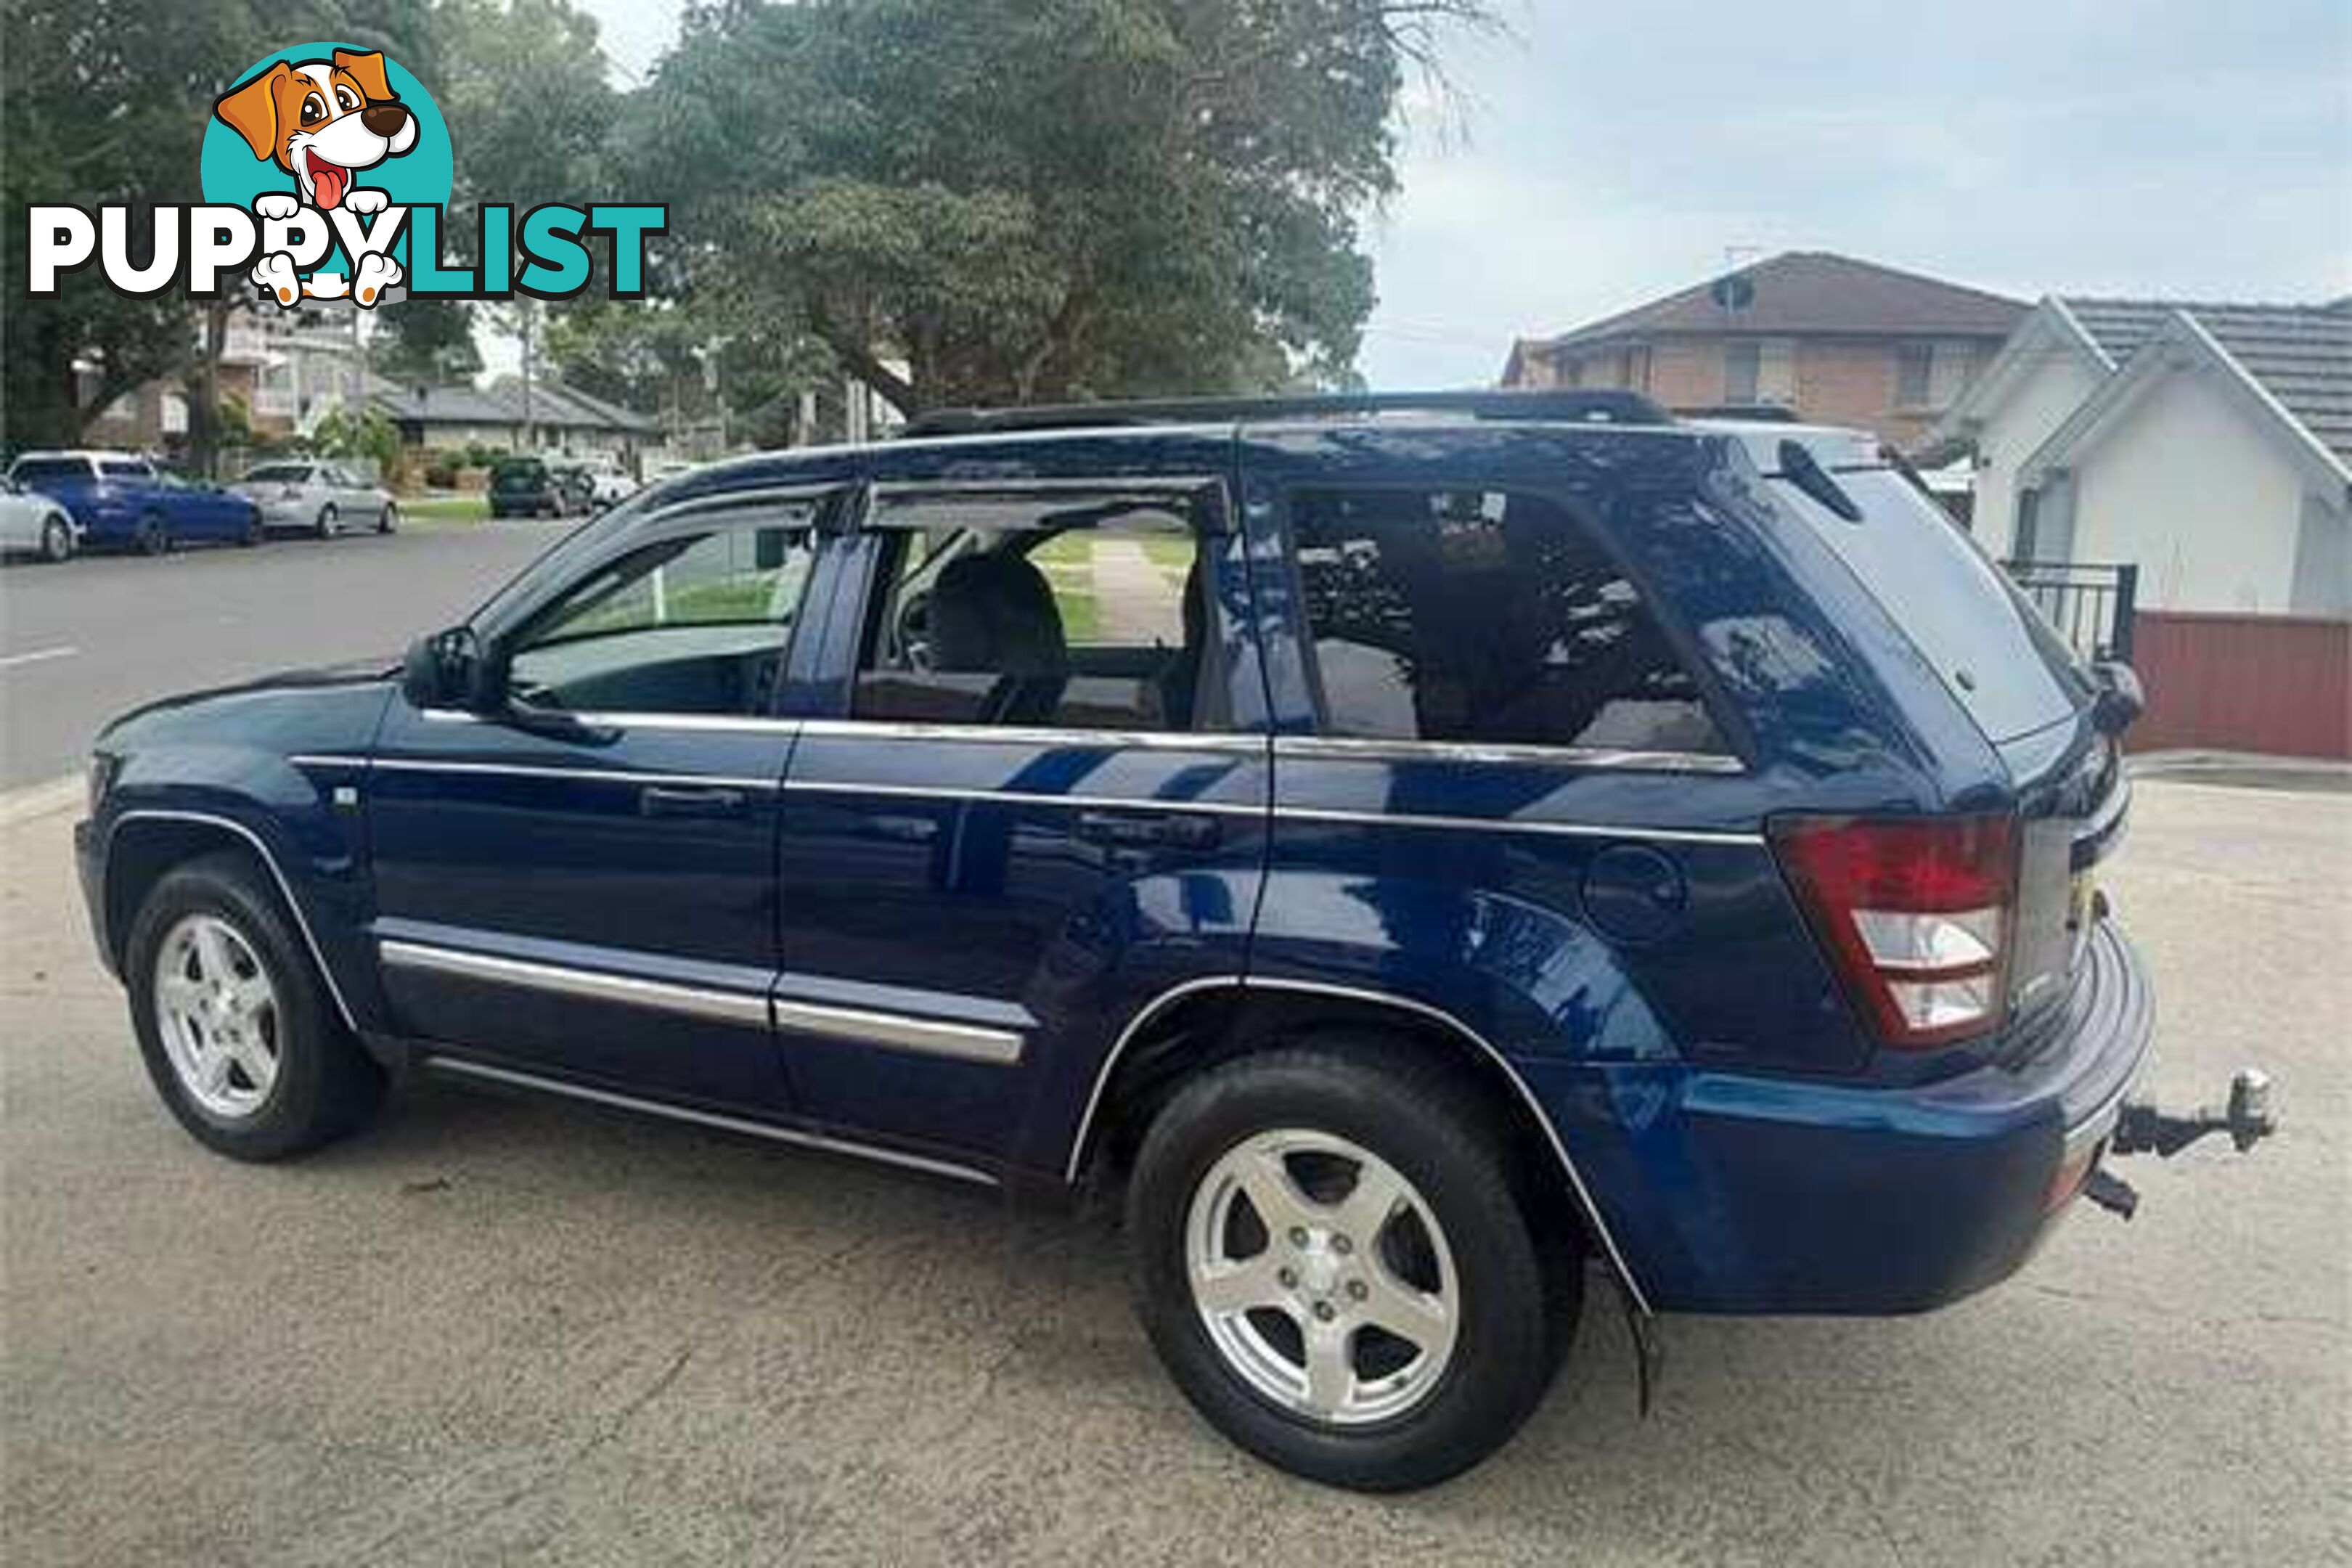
1726,340,1797,404
1897,342,1977,411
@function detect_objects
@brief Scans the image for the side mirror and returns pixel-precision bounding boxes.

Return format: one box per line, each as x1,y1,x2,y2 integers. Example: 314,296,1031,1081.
2091,660,2144,736
401,626,492,711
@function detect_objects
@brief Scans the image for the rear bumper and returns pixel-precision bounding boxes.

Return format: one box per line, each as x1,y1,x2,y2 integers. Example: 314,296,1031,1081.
1580,916,2154,1315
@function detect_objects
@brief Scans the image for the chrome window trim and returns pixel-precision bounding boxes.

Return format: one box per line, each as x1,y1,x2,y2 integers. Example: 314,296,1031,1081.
316,756,780,792
105,809,358,1030
793,718,1267,754
1271,803,1763,847
380,939,772,1027
425,1056,997,1187
779,777,1265,817
1272,733,1744,774
1065,974,1654,1315
774,997,1025,1066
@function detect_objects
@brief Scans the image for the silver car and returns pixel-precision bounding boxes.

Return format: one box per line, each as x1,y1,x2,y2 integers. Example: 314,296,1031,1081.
0,476,81,562
232,461,398,538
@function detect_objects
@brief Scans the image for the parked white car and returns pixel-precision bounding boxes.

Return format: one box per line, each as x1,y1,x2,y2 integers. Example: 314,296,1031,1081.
555,460,638,510
231,461,398,538
0,476,80,563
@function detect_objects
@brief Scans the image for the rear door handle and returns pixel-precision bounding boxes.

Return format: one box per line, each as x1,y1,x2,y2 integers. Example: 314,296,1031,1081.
640,784,748,818
1074,809,1222,849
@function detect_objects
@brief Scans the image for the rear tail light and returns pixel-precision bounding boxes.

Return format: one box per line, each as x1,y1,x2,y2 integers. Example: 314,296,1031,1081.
1771,814,2020,1048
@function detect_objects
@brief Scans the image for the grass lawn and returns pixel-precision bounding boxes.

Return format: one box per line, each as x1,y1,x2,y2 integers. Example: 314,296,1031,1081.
400,494,490,526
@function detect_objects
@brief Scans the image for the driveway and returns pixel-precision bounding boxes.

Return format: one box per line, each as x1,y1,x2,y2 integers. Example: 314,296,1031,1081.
0,780,2343,1566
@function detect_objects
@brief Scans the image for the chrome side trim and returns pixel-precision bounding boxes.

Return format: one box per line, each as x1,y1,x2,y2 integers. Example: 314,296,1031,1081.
1273,734,1744,774
1065,974,1655,1315
1272,804,1763,847
780,778,1264,817
349,757,780,791
105,810,358,1031
774,997,1025,1065
379,939,772,1027
425,1056,997,1187
793,718,1267,754
568,711,803,735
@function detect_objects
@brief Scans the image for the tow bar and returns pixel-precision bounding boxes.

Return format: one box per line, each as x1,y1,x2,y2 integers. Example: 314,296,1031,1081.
2082,1069,2278,1220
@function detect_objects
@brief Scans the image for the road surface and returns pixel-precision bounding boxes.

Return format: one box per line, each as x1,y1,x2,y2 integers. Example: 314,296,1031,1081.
0,523,571,789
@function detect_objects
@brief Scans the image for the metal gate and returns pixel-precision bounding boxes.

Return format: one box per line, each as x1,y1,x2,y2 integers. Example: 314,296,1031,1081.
2004,560,2139,663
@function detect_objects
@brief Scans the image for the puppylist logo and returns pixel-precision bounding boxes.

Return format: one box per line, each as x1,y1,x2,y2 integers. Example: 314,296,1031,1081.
25,42,663,309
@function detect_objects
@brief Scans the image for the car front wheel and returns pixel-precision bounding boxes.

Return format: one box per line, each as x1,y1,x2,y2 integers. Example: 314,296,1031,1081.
315,504,338,539
1125,1038,1570,1491
123,852,386,1161
377,502,397,534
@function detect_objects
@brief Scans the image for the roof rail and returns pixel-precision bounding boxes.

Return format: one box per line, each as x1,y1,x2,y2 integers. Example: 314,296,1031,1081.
899,388,1673,439
1675,403,1805,424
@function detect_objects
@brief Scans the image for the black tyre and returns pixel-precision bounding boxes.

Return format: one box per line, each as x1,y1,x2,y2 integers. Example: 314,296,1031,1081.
239,508,264,547
136,512,170,555
123,851,385,1161
377,502,398,534
1126,1037,1572,1491
40,515,74,563
315,503,338,539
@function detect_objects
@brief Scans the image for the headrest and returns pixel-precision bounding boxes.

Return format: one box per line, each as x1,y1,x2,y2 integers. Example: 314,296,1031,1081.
930,551,1066,678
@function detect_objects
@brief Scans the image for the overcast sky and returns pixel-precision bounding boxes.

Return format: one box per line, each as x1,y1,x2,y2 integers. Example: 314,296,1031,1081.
569,0,2350,390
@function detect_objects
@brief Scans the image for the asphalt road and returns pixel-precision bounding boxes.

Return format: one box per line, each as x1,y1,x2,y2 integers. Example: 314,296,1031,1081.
1,780,2344,1567
0,523,572,790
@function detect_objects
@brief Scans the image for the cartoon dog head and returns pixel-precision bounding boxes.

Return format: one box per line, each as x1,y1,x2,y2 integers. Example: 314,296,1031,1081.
214,50,417,211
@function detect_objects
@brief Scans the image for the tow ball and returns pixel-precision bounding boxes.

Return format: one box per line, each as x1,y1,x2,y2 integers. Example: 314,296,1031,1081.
2081,1069,2278,1220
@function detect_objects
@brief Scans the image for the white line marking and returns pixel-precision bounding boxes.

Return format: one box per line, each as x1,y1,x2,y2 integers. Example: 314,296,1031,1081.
0,645,79,671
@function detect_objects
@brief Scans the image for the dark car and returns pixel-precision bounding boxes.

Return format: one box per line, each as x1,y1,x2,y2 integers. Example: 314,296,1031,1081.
487,456,592,519
73,391,2270,1490
9,451,263,553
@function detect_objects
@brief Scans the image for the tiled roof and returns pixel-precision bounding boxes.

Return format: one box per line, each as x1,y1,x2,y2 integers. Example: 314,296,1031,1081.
369,377,660,435
2062,298,2352,466
1529,251,2028,351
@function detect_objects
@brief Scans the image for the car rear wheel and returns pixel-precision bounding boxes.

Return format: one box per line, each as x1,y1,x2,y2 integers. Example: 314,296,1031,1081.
239,508,264,547
1125,1039,1569,1491
315,504,338,539
377,502,398,534
40,515,73,563
124,852,385,1161
135,513,170,555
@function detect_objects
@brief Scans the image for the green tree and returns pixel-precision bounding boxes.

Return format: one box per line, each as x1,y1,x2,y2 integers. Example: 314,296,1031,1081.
0,0,436,453
375,296,482,386
628,0,1490,415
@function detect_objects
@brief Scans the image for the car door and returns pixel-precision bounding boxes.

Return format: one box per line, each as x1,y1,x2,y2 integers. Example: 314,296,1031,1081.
770,467,1271,1169
360,489,838,1110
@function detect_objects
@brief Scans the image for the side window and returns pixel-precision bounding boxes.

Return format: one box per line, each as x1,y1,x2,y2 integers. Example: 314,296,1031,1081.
1291,487,1725,756
854,491,1212,732
100,459,152,481
505,508,817,717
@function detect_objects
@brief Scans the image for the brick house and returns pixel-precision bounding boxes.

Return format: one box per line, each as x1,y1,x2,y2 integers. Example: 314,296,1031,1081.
1500,251,2028,452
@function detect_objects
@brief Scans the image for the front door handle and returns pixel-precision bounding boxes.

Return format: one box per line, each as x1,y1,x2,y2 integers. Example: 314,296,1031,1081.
640,784,748,818
1073,809,1222,850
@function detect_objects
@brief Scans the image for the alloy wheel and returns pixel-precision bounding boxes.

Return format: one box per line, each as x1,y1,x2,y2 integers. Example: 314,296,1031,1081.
152,912,283,1119
1185,1128,1460,1427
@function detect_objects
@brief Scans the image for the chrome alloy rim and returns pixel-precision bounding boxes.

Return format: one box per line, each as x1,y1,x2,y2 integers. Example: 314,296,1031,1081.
152,913,282,1118
1185,1129,1459,1426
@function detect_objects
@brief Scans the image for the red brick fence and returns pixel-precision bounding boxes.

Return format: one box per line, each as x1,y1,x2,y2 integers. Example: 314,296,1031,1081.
2129,612,2351,760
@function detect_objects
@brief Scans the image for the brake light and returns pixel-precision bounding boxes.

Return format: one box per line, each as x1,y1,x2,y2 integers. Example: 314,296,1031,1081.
1771,814,2019,1047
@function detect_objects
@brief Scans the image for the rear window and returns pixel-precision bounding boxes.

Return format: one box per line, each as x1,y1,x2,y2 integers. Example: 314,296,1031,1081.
10,459,93,486
1769,456,2090,741
1290,486,1727,756
245,463,312,483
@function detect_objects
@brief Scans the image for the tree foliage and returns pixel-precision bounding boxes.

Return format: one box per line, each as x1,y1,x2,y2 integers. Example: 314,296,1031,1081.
629,0,1489,412
0,0,436,449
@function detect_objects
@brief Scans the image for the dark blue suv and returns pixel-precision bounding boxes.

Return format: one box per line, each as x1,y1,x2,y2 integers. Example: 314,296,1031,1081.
73,391,2266,1490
